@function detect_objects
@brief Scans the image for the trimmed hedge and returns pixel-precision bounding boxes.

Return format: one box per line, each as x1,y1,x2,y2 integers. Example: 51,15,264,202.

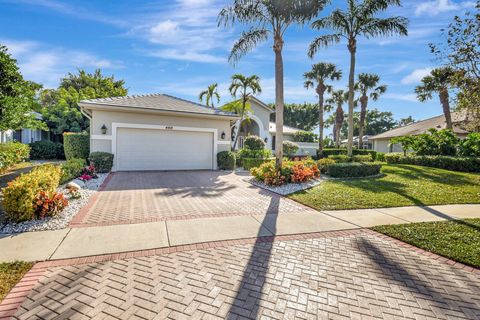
352,155,373,162
242,157,275,170
329,155,350,163
384,153,480,172
0,142,30,174
29,141,64,160
89,152,114,173
327,162,382,178
317,158,335,173
217,151,236,170
243,135,265,150
376,152,386,162
322,148,377,161
3,164,62,222
60,158,86,184
63,132,89,160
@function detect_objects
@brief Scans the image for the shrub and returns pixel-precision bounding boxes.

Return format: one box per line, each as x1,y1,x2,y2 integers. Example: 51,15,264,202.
60,158,86,184
329,155,350,163
242,157,275,170
414,129,459,156
317,158,336,173
63,132,89,160
29,141,64,160
0,142,30,174
293,131,318,142
89,152,114,173
376,152,386,162
217,151,236,170
459,133,480,157
33,191,68,219
238,148,272,159
321,148,376,160
283,141,299,157
243,135,265,150
251,160,320,185
327,162,382,178
384,153,480,172
322,148,347,157
3,164,62,222
352,155,373,162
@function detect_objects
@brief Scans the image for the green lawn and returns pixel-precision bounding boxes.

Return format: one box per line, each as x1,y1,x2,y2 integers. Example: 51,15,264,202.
372,219,480,268
289,164,480,210
0,261,33,302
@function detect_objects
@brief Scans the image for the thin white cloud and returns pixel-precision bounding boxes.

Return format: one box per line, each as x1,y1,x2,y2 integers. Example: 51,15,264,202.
401,68,432,84
384,93,419,102
2,39,123,88
415,0,476,16
148,49,225,64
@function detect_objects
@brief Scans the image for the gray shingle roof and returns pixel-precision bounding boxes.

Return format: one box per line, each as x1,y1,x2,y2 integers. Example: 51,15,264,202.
79,94,237,117
370,112,469,140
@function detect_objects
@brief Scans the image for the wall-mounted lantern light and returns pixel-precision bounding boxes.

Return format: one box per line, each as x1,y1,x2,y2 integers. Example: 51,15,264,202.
101,124,107,135
264,137,268,143
221,131,226,140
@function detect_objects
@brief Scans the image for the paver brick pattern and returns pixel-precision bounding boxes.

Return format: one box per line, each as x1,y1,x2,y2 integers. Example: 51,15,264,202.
76,171,314,226
13,231,480,319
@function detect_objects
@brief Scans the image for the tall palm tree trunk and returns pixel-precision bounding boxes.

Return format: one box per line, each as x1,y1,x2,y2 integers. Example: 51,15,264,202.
274,35,284,168
358,95,368,149
335,106,343,148
317,85,325,158
347,39,356,157
439,89,452,129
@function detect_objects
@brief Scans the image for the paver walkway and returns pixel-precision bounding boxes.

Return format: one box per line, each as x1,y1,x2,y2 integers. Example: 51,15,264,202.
5,230,480,320
70,171,317,227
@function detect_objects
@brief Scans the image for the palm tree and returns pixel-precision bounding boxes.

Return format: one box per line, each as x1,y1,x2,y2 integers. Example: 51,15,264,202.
415,67,455,129
304,63,342,157
326,89,348,148
218,0,328,168
355,73,387,148
309,0,408,157
199,83,220,108
228,74,262,150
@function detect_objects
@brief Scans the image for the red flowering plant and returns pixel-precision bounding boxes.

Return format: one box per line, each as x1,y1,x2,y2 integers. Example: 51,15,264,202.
82,164,98,178
33,191,68,219
251,159,320,186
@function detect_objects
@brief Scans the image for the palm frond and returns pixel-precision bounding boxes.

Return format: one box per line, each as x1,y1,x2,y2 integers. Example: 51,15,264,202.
308,34,342,58
360,0,402,17
360,17,408,38
229,27,269,64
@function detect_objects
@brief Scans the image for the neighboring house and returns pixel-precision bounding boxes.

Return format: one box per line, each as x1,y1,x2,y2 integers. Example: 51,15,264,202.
79,94,238,171
233,97,318,156
0,112,49,144
370,112,469,153
340,135,374,150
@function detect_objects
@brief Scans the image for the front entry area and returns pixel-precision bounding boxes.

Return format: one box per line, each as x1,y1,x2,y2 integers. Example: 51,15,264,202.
115,127,214,171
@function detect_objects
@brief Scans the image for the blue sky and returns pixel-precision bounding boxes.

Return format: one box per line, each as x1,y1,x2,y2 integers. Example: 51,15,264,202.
0,0,476,127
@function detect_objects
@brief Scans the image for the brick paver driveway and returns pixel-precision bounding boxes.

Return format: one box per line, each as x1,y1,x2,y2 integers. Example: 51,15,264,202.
71,171,316,227
11,230,480,319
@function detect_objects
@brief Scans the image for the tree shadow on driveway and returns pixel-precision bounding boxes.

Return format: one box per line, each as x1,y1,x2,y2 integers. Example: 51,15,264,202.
227,196,279,319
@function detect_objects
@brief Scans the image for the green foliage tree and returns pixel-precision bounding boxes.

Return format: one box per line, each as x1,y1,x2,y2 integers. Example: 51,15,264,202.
398,116,416,127
413,129,459,156
303,62,342,157
0,45,45,131
41,69,127,135
415,67,455,129
355,73,387,148
218,0,328,168
269,103,320,132
227,74,261,149
390,135,417,156
309,0,408,157
199,83,220,108
338,109,397,139
430,4,480,131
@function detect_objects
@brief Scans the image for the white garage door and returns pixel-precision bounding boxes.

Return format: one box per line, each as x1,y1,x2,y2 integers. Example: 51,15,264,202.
116,127,214,171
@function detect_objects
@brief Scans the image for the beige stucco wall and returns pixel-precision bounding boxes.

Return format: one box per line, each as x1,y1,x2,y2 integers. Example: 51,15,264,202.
90,109,232,155
249,100,271,132
373,139,403,153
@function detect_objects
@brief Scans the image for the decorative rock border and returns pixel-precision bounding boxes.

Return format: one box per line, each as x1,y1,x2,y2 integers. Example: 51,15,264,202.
0,174,108,234
248,178,322,195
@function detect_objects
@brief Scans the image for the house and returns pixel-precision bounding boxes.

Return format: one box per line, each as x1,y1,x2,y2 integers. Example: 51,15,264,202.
234,97,318,156
79,94,317,171
0,112,49,144
370,112,469,153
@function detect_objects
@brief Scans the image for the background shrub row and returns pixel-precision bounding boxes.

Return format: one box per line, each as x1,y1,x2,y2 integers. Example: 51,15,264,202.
321,148,377,161
29,140,64,160
384,153,480,172
217,151,236,170
327,162,382,178
0,142,30,173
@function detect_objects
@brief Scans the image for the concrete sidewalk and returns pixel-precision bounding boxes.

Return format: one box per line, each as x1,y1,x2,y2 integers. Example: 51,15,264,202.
1,204,479,262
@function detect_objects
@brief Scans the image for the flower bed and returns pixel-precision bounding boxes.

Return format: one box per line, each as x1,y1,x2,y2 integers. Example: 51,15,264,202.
0,173,108,233
250,160,320,186
249,177,322,195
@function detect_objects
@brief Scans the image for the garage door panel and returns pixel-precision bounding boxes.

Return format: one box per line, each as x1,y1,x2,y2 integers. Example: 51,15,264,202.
116,128,213,171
